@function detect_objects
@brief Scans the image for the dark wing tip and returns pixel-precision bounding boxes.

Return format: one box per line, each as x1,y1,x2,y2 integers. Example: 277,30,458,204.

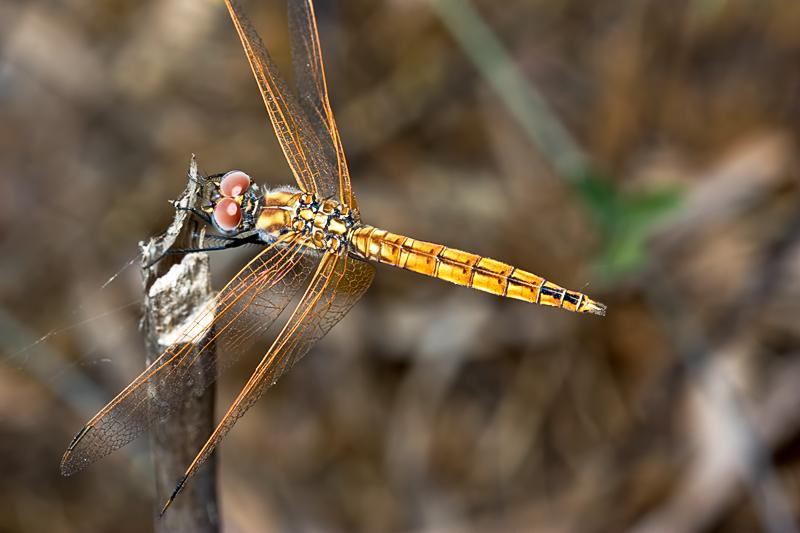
159,475,187,518
61,425,93,475
60,452,83,476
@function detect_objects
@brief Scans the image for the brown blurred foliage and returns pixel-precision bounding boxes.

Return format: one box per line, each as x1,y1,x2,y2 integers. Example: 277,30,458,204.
1,0,799,531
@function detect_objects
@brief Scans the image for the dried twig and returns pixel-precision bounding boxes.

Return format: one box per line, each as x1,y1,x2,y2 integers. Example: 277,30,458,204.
139,155,220,532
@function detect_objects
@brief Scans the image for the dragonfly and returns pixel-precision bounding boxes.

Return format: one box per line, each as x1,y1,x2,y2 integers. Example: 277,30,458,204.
61,0,606,515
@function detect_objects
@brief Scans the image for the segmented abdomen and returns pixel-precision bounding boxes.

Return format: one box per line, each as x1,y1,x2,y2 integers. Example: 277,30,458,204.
349,226,605,315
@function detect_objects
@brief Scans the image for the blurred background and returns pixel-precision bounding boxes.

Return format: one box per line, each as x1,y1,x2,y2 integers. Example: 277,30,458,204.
1,0,799,531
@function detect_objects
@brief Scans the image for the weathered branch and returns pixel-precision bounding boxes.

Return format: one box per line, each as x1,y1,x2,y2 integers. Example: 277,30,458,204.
139,155,219,532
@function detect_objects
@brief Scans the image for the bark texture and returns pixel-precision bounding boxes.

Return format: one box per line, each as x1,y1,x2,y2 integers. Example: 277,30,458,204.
140,155,219,533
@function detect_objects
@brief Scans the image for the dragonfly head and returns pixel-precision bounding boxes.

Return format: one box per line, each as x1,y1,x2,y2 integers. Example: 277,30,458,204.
201,171,259,235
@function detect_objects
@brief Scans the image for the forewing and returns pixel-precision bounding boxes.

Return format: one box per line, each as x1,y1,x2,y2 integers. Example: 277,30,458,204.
160,252,375,511
61,235,318,475
287,0,359,217
224,0,339,200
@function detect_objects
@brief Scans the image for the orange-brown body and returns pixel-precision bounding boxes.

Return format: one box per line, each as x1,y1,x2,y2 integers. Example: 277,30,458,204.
252,188,605,316
349,226,605,315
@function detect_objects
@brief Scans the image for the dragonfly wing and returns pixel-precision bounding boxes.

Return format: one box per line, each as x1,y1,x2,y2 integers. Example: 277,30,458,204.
287,0,336,172
287,0,359,217
160,252,375,513
61,235,319,475
224,0,339,200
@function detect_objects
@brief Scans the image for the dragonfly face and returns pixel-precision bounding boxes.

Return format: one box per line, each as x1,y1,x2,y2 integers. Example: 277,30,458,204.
61,0,607,516
199,170,260,235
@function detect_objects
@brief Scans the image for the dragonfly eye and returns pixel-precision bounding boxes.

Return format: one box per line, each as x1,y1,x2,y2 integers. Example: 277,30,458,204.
219,171,251,198
214,197,242,232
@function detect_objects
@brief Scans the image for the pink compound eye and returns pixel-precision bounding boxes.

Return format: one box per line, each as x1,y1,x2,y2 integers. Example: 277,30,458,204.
213,198,242,232
220,171,251,198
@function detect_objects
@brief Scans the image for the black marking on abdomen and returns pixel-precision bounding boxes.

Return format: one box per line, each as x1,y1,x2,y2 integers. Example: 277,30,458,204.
540,285,564,299
563,292,581,306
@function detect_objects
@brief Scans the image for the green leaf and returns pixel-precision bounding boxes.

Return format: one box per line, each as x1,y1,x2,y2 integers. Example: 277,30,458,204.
569,168,684,281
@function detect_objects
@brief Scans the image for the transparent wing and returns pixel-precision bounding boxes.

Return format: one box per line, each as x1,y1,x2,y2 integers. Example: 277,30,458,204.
287,0,360,217
160,252,375,513
61,234,319,475
224,0,339,200
287,0,336,175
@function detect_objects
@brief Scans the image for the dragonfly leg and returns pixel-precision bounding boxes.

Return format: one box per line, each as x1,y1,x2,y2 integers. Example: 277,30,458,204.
143,234,261,268
172,203,213,226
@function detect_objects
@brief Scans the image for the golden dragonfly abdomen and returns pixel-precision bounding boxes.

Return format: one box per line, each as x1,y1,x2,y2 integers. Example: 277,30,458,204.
349,226,606,315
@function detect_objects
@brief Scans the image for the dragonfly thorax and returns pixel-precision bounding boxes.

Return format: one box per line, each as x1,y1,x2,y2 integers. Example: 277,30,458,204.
256,187,356,252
